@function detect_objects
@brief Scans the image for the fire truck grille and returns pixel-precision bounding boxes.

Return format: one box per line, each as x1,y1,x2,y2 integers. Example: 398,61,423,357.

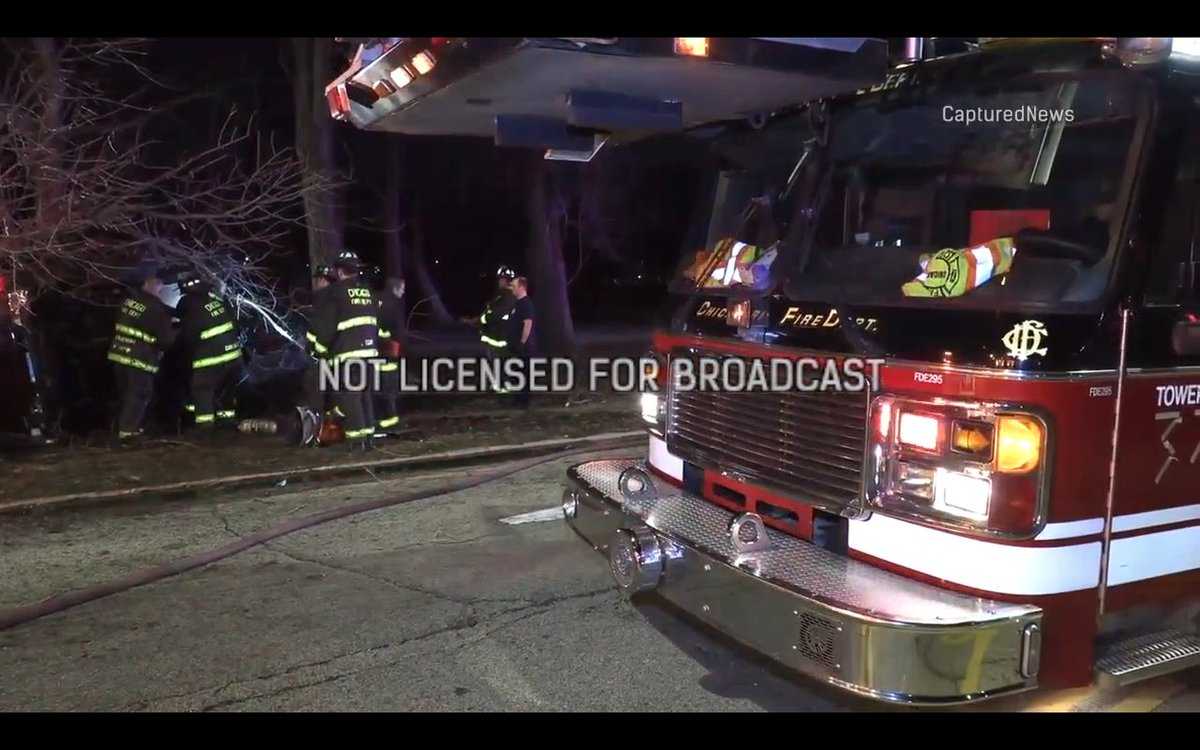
667,352,869,512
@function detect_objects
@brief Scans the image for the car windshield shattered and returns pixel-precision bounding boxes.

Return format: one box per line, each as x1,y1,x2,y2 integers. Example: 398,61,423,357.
785,73,1144,311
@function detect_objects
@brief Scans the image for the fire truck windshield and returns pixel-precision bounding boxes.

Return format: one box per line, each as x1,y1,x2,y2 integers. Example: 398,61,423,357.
784,72,1144,312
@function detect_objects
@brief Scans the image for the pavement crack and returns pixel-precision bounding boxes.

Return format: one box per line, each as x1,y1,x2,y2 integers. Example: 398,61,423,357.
211,505,239,539
390,531,504,553
261,544,478,608
199,672,348,711
194,615,485,711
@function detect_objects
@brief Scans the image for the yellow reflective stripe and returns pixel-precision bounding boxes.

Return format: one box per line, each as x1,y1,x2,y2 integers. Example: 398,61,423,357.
333,348,378,362
184,404,195,412
115,324,157,344
193,349,241,369
378,416,400,429
480,313,489,324
345,427,373,439
216,410,236,419
481,335,507,348
107,352,159,374
200,321,234,340
378,328,391,338
305,331,329,354
195,414,215,423
379,362,399,372
336,316,376,331
500,313,510,321
118,430,142,438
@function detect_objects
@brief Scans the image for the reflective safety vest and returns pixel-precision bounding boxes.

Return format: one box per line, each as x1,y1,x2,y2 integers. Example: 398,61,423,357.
180,290,241,370
107,290,174,374
376,293,403,371
479,290,515,350
305,288,331,360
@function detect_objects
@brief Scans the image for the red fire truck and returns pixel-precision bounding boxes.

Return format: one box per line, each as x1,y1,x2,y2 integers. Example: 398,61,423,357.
564,36,1200,704
330,37,1200,704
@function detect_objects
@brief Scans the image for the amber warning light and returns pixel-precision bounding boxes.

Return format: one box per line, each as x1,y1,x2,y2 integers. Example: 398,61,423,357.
674,38,709,57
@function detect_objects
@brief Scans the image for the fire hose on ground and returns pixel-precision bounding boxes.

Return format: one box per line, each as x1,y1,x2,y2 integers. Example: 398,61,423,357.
0,436,641,633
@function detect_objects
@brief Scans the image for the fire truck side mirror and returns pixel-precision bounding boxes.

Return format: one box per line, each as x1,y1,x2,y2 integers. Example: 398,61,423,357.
1171,315,1200,356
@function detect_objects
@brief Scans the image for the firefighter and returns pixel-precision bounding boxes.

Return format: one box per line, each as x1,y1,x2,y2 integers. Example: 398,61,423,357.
177,272,243,434
297,263,337,446
107,265,176,442
464,265,517,360
374,276,406,437
312,250,379,450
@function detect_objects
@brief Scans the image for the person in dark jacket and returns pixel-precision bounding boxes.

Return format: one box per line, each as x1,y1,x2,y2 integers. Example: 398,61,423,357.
505,276,538,410
176,272,243,434
107,267,176,442
374,276,406,437
298,263,337,446
312,250,380,450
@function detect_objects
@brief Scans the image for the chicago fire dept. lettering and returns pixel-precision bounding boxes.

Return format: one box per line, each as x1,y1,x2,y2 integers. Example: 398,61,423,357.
779,306,879,332
1154,409,1200,484
694,300,767,323
1001,320,1048,361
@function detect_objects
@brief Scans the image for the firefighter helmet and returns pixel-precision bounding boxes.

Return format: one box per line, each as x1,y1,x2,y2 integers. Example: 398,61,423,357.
496,265,517,280
333,250,362,270
178,272,204,291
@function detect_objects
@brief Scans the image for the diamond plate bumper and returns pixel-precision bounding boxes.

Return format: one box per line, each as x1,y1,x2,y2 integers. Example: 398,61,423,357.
563,457,1045,705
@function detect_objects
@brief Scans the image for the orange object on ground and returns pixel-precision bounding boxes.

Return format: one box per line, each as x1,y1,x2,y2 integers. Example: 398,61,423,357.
319,418,344,445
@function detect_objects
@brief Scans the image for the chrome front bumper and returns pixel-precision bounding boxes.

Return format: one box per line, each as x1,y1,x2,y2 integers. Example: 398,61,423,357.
563,458,1045,705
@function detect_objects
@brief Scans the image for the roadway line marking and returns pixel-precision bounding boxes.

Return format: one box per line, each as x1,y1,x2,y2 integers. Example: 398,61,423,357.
499,507,563,525
1105,678,1189,712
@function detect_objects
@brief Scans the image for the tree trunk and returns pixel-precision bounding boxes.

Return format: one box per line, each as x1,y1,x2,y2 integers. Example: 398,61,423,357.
524,158,576,356
292,37,343,278
405,207,455,328
379,142,408,342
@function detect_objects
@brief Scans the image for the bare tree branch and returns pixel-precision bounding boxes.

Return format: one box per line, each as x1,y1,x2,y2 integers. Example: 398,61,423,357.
0,37,336,350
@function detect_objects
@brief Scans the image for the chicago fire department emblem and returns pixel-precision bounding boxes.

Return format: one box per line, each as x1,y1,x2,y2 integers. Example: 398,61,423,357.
1002,320,1049,361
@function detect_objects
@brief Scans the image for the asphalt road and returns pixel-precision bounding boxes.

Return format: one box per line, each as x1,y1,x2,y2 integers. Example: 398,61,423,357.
1,450,1197,712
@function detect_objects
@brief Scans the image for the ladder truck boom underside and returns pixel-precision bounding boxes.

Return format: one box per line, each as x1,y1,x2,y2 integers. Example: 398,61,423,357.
326,37,890,160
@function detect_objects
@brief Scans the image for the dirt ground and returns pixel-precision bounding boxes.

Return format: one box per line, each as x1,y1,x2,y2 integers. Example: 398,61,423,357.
0,392,641,502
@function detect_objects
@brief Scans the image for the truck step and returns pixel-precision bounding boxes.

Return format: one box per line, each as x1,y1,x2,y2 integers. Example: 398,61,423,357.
1095,629,1200,687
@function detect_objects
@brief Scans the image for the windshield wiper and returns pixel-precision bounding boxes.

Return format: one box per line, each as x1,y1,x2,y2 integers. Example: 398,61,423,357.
790,102,888,360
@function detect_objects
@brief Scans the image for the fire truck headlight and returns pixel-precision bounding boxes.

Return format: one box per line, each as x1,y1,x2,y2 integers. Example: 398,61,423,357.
933,469,991,520
995,415,1043,473
640,393,660,424
897,411,941,452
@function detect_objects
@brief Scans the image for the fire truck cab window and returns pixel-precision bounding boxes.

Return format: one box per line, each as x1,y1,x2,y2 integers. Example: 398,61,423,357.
789,74,1143,312
1143,97,1200,306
